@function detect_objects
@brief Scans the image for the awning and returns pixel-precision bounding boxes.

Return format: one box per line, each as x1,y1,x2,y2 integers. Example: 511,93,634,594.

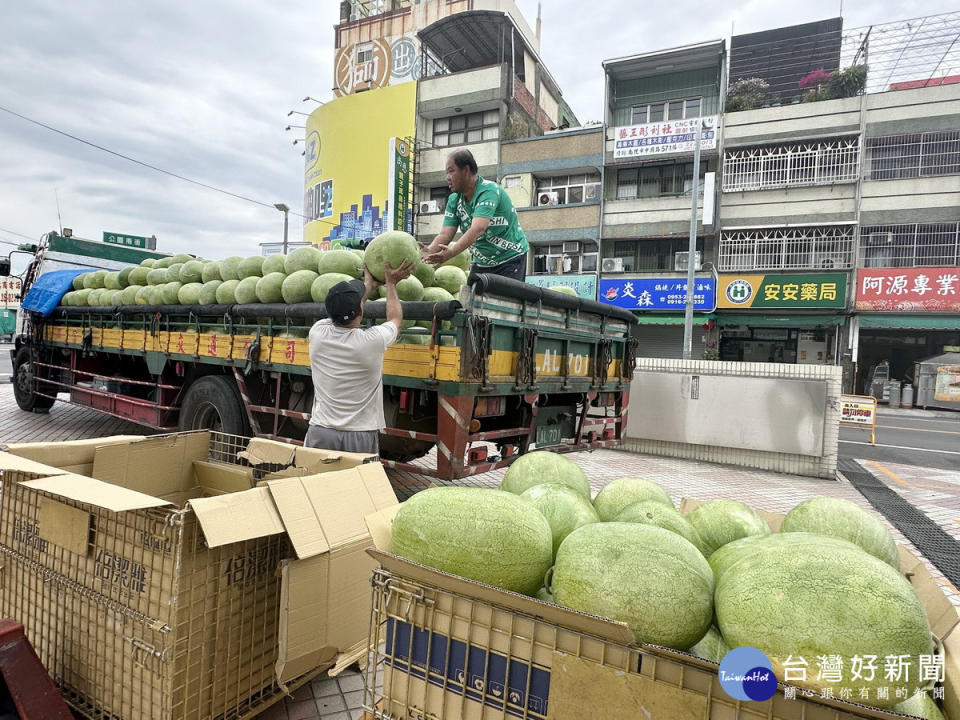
858,314,960,330
633,313,714,325
717,314,845,328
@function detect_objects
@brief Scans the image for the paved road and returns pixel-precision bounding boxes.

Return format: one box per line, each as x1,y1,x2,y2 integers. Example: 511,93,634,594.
840,407,960,471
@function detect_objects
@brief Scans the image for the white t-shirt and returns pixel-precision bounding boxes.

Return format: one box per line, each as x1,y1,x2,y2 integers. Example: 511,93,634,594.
308,319,399,431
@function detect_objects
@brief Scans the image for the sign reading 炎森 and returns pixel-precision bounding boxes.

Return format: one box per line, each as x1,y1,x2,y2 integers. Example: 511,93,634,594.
613,116,718,159
717,274,847,309
855,267,960,311
598,276,716,311
526,274,597,300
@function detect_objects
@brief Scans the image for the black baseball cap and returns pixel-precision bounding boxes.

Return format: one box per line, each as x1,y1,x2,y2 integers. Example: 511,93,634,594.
325,279,365,324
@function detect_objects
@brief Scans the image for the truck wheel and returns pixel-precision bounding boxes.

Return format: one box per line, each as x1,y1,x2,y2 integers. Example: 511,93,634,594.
378,434,435,463
12,346,56,413
178,375,250,436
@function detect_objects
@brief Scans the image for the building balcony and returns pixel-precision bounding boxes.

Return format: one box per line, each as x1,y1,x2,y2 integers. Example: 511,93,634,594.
719,183,858,228
723,96,862,146
417,139,499,185
603,194,707,239
860,174,960,226
517,203,600,244
417,65,505,117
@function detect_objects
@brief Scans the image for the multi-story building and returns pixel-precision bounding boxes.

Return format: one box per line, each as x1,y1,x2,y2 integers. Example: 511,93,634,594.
300,0,574,250
588,12,960,389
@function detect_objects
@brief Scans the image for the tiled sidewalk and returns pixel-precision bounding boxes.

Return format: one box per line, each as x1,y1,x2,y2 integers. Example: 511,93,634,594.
0,386,957,720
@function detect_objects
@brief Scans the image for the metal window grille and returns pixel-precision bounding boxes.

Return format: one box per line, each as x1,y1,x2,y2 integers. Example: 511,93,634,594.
722,138,861,192
859,222,960,268
719,226,856,271
865,131,960,180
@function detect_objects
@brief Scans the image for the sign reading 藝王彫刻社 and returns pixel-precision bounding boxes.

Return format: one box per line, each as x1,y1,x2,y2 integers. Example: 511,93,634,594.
613,116,718,159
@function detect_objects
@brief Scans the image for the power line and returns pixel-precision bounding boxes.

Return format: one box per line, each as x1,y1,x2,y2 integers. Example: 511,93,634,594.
0,103,333,226
0,227,37,242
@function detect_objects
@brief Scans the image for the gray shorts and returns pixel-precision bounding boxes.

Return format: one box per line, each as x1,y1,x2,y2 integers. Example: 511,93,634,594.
304,424,380,455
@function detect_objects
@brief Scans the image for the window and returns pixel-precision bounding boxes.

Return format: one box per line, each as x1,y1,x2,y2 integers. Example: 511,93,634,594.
723,138,860,192
867,131,960,180
356,43,373,64
433,110,498,148
630,98,701,125
535,174,601,205
615,163,707,199
429,186,450,202
719,226,856,272
532,240,598,275
859,223,960,268
611,238,705,272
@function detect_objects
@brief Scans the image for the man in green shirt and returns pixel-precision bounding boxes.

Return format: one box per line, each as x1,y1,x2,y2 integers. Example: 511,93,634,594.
422,149,529,280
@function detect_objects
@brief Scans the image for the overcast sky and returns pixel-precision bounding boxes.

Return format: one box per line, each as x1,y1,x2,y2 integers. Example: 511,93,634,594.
1,0,954,269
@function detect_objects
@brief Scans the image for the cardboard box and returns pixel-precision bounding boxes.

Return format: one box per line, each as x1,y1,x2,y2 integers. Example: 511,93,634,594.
0,431,395,720
363,499,960,720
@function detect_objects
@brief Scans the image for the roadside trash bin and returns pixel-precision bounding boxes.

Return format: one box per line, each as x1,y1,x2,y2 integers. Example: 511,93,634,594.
886,380,901,408
901,383,914,408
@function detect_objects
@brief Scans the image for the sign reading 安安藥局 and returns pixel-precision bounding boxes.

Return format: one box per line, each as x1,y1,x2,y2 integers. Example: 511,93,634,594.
717,274,847,309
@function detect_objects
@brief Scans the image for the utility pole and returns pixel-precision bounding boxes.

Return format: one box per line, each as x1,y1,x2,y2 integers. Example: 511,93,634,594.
682,119,703,360
274,203,290,254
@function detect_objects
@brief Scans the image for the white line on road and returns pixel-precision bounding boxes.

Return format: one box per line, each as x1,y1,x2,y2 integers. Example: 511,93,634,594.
839,440,960,456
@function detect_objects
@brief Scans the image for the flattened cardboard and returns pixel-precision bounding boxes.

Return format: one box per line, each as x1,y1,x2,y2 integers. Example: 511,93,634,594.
37,498,91,556
20,474,172,512
3,435,143,468
547,653,707,720
0,452,69,476
189,487,286,548
267,463,399,559
238,437,297,467
193,460,254,494
293,446,375,472
92,432,210,497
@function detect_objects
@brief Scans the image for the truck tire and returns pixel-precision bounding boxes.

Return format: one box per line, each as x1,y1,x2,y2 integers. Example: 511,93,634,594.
12,345,56,413
378,434,435,463
178,375,250,436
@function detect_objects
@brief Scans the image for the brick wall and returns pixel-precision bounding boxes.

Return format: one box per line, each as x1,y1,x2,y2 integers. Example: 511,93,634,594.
620,359,843,479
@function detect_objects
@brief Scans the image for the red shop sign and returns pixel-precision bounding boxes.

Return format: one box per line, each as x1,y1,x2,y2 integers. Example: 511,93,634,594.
855,267,960,312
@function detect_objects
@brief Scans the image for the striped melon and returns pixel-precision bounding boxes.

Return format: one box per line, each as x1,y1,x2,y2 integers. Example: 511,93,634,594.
390,487,552,596
707,531,864,586
520,483,599,556
615,500,704,554
893,692,945,720
685,499,770,556
688,625,729,664
592,477,673,521
552,522,714,650
716,542,934,709
781,496,900,569
500,451,590,499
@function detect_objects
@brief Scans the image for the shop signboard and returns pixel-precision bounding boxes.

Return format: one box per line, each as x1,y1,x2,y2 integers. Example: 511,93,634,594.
613,116,718,159
717,273,846,309
855,267,960,311
526,274,597,300
597,276,715,311
1,276,21,308
839,394,877,445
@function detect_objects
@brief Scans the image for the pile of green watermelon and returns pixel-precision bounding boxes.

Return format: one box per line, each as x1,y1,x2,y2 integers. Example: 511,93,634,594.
390,451,943,716
60,231,469,311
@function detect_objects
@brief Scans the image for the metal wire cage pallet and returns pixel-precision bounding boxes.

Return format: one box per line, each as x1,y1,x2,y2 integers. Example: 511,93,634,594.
362,566,953,720
0,430,324,720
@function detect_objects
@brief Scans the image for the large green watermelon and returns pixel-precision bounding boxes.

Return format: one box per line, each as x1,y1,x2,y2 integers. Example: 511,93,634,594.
364,231,420,281
198,280,223,305
500,451,590,499
781,496,900,569
284,247,322,274
72,274,87,290
688,625,729,663
716,542,934,708
215,279,240,304
422,287,454,303
219,256,243,281
103,271,122,290
593,477,674,521
237,256,265,279
161,282,183,305
282,270,319,304
255,272,286,304
685,499,770,556
433,266,467,295
201,261,222,283
234,276,260,304
179,260,205,284
414,262,435,288
178,283,203,305
552,522,714,650
439,249,471,272
317,249,363,278
262,254,286,275
395,276,424,301
311,272,354,303
391,486,553,596
520,483,599,556
893,693,946,720
147,268,168,286
615,500,704,554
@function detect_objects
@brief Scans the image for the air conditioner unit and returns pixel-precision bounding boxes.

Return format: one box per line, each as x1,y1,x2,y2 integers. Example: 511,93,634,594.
674,251,702,272
562,241,582,253
419,200,440,214
349,12,360,21
537,191,559,206
584,182,601,201
812,253,845,270
601,257,624,273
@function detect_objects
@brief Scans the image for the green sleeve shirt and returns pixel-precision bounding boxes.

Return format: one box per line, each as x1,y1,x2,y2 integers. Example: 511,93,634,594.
442,177,529,267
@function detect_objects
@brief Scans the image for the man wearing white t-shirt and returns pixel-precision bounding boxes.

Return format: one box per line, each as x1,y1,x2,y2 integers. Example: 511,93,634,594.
305,259,414,454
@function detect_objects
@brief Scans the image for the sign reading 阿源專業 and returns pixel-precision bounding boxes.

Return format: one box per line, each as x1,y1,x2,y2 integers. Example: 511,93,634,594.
717,274,846,309
856,267,960,312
